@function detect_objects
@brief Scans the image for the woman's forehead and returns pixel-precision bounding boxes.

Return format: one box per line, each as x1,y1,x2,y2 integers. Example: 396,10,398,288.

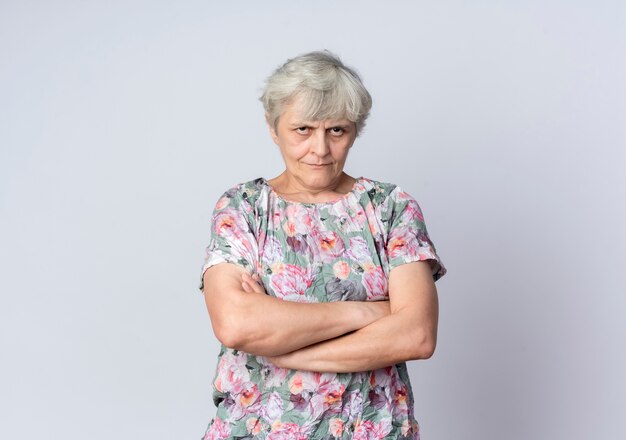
283,103,351,125
281,93,352,124
285,115,352,126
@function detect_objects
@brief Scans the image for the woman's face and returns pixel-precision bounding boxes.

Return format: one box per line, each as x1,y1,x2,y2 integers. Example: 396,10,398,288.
268,96,358,191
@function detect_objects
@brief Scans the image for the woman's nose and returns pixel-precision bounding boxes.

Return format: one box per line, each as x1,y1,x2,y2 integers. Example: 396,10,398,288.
310,129,330,156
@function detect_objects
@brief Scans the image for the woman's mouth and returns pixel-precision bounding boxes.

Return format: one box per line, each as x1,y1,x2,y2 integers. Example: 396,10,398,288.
307,163,331,168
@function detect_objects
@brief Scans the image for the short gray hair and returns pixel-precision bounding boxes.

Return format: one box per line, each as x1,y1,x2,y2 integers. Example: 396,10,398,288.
260,50,373,135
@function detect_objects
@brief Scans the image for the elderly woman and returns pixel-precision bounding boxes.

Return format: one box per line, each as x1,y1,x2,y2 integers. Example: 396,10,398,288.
199,51,446,440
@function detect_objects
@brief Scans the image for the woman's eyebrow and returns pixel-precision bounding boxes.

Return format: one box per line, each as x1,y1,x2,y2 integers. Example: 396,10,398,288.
287,120,352,129
289,121,315,127
325,123,352,131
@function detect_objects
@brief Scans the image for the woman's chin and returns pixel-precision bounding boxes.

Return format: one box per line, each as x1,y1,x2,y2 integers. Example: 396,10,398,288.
301,173,341,189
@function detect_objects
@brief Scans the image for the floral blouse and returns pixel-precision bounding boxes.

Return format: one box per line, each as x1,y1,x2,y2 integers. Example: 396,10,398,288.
198,177,446,439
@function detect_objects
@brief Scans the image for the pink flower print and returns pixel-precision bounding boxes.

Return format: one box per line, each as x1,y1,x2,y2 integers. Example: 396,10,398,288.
229,388,262,421
365,202,381,235
288,372,305,394
342,390,364,421
287,235,308,254
333,260,351,279
329,201,350,219
329,417,344,438
287,392,323,420
393,384,408,406
400,418,420,438
288,372,344,418
203,417,231,440
212,209,257,265
388,226,419,260
283,221,298,237
214,351,250,394
350,206,368,230
246,417,264,436
412,419,421,438
261,391,284,424
345,236,371,264
362,265,388,300
396,190,411,201
268,421,312,440
401,419,411,437
283,204,313,236
241,200,253,215
387,365,402,388
288,371,326,394
308,393,326,419
370,367,393,389
368,387,388,410
320,380,346,406
372,419,393,439
402,199,425,222
260,235,284,266
260,361,290,388
353,419,392,440
352,419,376,440
288,391,309,412
328,203,359,233
270,210,283,230
418,250,435,264
215,196,230,211
238,382,261,408
213,209,246,238
269,264,313,302
392,382,410,419
311,229,345,263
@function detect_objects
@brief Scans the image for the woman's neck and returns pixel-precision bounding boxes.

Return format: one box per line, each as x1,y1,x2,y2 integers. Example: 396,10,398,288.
267,172,356,204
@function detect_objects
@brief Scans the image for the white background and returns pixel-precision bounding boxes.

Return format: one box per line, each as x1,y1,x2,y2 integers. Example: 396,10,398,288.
1,1,624,439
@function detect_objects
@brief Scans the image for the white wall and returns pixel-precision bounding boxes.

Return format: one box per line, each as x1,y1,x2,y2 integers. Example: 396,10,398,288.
1,1,624,439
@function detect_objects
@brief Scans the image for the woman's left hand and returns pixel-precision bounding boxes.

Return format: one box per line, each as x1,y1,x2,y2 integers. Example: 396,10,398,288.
241,272,267,295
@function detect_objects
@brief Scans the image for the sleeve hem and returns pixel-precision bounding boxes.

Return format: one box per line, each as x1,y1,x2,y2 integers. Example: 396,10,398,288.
388,253,447,282
198,253,255,293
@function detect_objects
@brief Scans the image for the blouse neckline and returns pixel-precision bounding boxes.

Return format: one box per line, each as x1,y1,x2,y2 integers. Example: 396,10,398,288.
260,176,366,206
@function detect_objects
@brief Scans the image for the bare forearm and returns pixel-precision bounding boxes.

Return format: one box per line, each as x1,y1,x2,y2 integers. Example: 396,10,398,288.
214,291,389,357
268,311,436,373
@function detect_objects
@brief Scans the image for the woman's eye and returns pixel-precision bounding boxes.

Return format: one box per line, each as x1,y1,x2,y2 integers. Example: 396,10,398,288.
330,127,344,135
296,127,309,134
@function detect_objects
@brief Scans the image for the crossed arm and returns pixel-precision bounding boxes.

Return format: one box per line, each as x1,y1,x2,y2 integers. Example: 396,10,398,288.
202,260,439,372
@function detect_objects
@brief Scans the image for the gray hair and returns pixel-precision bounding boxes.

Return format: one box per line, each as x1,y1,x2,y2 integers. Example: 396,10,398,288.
260,50,373,135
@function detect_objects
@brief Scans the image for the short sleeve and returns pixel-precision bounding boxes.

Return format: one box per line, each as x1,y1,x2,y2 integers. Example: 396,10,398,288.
198,187,259,293
385,187,447,282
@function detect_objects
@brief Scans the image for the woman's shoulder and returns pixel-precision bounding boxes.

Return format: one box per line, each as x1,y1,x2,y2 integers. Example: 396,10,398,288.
219,177,269,205
358,176,406,204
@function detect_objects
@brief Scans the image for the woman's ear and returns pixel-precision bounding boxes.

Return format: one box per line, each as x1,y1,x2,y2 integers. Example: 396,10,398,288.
265,112,279,144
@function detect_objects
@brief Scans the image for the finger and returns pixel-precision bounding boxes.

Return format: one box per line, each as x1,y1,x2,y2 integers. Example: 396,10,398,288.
249,280,265,294
246,272,260,285
242,273,256,287
245,272,260,285
240,274,262,294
